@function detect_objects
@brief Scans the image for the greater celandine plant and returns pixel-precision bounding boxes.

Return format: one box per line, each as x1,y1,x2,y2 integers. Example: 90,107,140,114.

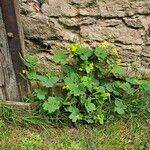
23,41,150,124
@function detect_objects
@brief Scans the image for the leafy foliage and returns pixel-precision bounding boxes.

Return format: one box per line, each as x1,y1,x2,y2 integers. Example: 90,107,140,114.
24,42,150,124
37,75,59,88
53,51,68,65
95,46,107,60
111,65,126,75
43,97,63,114
114,99,127,115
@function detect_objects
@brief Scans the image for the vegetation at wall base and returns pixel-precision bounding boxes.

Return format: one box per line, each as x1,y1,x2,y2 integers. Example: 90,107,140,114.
0,88,150,149
22,41,150,125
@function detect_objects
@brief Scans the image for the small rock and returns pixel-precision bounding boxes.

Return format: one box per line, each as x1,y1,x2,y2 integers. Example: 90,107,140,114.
123,17,143,29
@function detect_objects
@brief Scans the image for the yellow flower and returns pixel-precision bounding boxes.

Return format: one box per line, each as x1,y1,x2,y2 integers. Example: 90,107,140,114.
22,69,27,74
112,48,118,55
100,41,109,48
69,45,77,53
89,63,94,70
63,84,69,89
103,92,110,97
117,59,122,64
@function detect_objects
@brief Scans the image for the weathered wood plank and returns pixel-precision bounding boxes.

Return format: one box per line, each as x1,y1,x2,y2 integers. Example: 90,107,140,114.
0,0,28,101
0,7,20,101
0,100,31,111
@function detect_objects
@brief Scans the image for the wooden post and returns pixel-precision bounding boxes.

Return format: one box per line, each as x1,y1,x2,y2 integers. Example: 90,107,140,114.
0,0,28,101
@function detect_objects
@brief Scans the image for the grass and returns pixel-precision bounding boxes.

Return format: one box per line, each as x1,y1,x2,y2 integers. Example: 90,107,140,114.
0,93,150,150
0,118,150,150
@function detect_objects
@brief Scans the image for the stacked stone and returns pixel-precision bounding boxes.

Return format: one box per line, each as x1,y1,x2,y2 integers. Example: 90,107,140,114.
19,0,150,77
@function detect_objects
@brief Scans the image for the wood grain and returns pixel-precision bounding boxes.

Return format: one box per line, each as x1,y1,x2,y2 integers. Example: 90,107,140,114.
0,0,28,101
0,7,20,101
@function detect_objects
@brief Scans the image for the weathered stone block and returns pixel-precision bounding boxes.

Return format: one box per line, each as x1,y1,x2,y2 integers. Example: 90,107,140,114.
97,0,131,17
141,46,150,58
41,0,78,17
123,17,143,29
59,17,97,27
79,6,100,16
97,0,150,18
80,23,143,45
131,0,150,15
22,15,62,41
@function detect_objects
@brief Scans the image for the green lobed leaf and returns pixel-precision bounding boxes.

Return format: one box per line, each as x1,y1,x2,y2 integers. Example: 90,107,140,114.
95,46,107,60
140,80,150,91
71,84,85,96
27,70,37,80
24,54,38,69
34,89,48,100
37,75,59,88
126,78,150,92
97,86,105,93
76,46,93,61
111,65,126,75
105,84,120,96
67,106,81,122
85,99,96,113
121,82,134,95
64,73,85,96
114,99,127,115
53,51,68,65
114,107,125,115
81,76,93,87
43,97,63,114
126,78,141,85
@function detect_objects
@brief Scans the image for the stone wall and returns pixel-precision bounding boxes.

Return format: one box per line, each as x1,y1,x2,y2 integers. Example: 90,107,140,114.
19,0,150,78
